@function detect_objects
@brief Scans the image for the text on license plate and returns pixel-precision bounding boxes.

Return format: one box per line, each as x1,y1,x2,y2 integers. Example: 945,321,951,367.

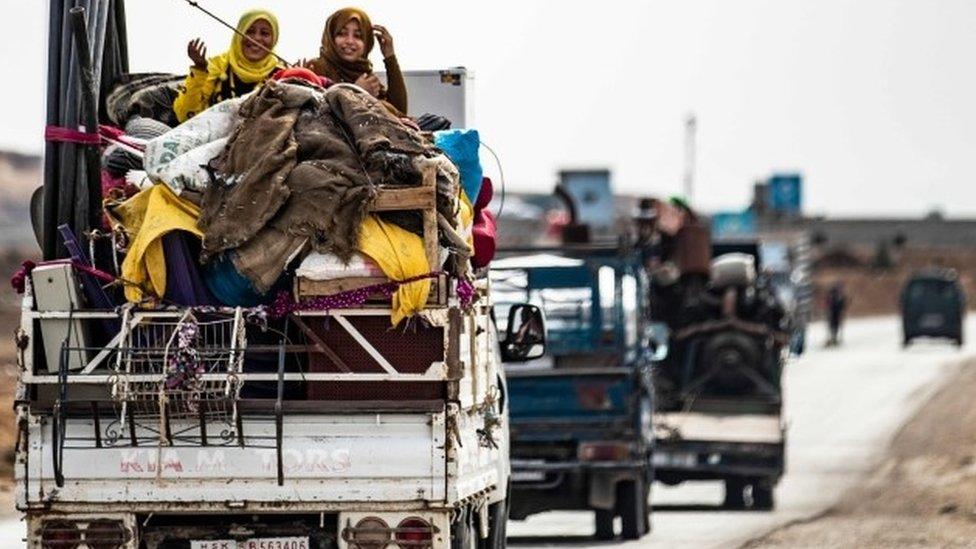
191,538,309,549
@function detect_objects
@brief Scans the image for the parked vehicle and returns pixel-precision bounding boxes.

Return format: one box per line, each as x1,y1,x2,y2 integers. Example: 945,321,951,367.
901,268,965,347
492,247,659,540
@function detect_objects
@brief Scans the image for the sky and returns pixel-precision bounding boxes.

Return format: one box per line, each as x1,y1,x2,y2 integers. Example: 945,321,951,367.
3,0,976,217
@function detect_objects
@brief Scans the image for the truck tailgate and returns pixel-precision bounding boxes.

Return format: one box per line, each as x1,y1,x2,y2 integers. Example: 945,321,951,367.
507,369,634,438
25,413,447,505
656,412,783,444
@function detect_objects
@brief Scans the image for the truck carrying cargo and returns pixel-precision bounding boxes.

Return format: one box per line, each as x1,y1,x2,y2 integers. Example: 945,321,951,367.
17,2,536,547
639,199,789,510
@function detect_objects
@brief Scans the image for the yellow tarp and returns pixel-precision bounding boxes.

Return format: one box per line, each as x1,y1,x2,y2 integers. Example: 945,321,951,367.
357,215,431,326
110,184,203,303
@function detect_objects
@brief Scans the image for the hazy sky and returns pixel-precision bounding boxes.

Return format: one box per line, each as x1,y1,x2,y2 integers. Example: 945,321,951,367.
3,1,976,216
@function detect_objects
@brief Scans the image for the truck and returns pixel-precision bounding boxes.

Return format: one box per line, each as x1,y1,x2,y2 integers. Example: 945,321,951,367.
17,2,536,547
490,173,660,540
492,248,658,540
642,199,789,510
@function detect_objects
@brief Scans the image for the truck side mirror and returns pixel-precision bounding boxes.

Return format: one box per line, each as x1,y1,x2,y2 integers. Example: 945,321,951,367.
502,304,546,362
643,322,669,362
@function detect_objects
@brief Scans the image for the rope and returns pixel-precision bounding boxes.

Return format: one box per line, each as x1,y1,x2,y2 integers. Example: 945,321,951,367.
479,140,506,220
182,0,293,68
45,124,147,154
44,125,101,145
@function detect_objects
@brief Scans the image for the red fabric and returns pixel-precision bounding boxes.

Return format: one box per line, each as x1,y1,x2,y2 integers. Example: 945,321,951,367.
471,177,497,269
45,125,100,145
273,67,331,88
45,124,147,152
10,260,36,294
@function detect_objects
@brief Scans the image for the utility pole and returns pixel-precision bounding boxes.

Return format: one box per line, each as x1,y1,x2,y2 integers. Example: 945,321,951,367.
683,113,697,203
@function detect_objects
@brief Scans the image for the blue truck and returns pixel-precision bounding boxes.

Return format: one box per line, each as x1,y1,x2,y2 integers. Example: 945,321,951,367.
492,246,661,540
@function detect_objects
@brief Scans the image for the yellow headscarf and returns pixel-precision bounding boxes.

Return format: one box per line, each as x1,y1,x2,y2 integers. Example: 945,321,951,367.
226,9,280,84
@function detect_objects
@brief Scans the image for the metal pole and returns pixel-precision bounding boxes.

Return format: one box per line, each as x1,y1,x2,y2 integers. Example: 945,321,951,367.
42,0,65,259
70,6,102,247
683,113,697,204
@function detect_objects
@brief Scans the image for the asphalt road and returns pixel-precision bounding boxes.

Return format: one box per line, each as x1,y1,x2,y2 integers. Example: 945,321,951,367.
507,316,976,548
1,316,971,547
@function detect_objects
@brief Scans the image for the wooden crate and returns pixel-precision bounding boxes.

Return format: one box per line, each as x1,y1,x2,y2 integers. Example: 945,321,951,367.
294,273,448,306
293,168,446,306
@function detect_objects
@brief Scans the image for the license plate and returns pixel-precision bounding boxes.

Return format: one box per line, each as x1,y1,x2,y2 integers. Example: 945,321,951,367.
652,451,697,468
511,470,547,482
191,538,309,549
920,314,944,328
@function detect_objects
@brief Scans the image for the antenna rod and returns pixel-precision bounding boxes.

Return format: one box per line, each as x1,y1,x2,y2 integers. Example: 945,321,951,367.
683,113,697,203
183,0,292,67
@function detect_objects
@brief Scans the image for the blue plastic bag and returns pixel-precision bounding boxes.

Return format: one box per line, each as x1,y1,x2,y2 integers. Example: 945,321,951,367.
434,129,483,201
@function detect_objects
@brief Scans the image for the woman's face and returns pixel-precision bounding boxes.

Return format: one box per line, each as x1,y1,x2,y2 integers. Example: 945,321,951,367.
242,18,274,62
333,19,366,62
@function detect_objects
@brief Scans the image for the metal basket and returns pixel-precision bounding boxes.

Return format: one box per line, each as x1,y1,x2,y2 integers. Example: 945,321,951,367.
109,308,245,447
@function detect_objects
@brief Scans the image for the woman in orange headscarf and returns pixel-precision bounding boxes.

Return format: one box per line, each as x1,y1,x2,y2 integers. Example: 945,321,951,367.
307,7,408,115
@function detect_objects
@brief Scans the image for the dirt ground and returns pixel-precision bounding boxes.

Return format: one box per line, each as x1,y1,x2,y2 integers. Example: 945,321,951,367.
744,359,976,548
813,247,976,319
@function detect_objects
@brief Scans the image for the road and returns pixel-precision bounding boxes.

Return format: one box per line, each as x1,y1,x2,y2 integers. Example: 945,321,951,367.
1,316,971,547
507,315,976,548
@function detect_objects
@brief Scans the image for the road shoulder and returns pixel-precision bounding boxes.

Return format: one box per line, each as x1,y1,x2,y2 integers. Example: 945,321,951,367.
743,358,976,548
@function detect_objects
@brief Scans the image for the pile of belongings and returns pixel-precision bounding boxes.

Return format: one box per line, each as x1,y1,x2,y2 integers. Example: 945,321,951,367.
105,76,484,325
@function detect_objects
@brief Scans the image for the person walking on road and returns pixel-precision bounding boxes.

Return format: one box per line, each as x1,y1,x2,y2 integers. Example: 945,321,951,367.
826,282,848,346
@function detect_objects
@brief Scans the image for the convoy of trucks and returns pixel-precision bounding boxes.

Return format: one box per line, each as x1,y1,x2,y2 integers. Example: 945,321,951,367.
16,2,803,546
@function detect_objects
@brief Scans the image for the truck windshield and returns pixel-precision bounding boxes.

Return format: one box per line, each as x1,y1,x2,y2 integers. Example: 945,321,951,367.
492,263,636,356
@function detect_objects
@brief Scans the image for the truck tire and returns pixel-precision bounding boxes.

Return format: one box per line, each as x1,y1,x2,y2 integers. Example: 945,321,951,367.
723,479,747,509
594,509,615,540
619,479,649,540
751,483,775,510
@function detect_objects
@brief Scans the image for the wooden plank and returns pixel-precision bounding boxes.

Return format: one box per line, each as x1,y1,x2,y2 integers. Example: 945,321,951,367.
296,277,390,298
369,186,435,212
423,209,439,272
295,275,447,305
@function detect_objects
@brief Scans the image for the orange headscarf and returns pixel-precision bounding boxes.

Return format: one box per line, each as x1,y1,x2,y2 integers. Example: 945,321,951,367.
311,7,376,84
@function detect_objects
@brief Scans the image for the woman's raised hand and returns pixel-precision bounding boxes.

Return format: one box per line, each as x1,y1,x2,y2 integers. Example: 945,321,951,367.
373,24,395,59
187,38,208,70
354,73,382,98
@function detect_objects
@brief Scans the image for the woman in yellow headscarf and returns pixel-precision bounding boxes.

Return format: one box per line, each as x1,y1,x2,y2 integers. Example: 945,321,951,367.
173,9,281,122
307,7,408,115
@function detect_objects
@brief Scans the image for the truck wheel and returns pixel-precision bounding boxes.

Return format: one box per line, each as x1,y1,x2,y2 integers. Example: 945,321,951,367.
751,483,775,510
477,498,509,549
723,479,747,509
594,509,615,540
619,479,649,540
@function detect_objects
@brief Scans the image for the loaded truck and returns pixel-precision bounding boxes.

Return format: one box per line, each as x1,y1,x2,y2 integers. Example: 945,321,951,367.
640,200,789,510
18,2,534,547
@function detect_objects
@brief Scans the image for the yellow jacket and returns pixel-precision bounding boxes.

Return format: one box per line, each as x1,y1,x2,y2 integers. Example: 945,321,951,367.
173,54,237,123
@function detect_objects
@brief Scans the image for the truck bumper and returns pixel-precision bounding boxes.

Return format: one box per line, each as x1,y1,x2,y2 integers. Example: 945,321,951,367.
652,440,785,482
509,458,647,519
